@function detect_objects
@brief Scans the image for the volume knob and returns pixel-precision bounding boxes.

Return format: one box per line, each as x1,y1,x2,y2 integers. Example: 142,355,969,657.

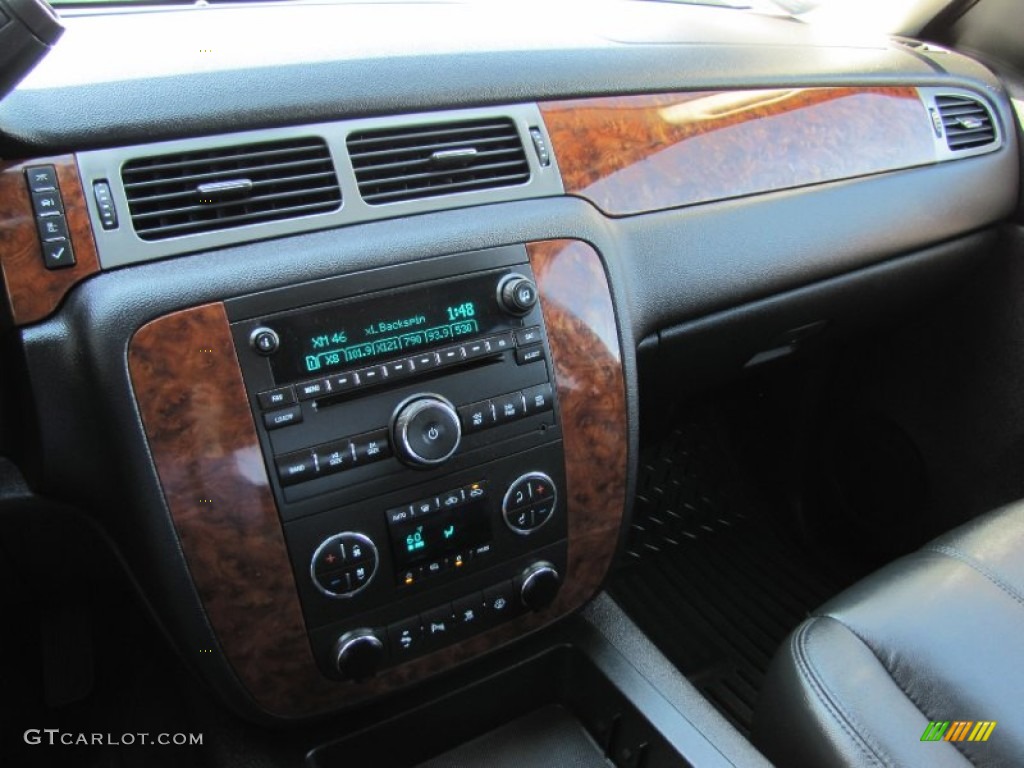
520,561,561,612
392,394,462,467
333,629,385,681
497,273,538,316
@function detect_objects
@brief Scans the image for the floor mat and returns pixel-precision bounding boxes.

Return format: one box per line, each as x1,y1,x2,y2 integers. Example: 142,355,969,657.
610,424,859,735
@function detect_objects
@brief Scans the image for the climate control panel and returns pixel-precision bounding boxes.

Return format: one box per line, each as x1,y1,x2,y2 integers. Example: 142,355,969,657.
286,443,567,680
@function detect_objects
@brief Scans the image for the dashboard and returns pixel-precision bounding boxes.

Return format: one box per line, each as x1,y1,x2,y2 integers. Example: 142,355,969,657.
0,0,1019,730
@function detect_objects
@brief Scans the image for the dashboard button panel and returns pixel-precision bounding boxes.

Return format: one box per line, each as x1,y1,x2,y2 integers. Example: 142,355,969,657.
227,248,568,679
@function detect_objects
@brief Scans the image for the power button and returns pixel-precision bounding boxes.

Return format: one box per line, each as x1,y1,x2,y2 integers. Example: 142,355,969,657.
250,327,280,356
393,395,462,467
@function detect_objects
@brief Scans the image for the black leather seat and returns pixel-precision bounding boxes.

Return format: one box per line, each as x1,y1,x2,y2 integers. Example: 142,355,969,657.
753,502,1024,767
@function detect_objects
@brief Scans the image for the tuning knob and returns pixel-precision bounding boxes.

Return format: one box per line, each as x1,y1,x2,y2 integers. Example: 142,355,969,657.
333,629,385,681
497,273,538,316
392,394,462,467
519,561,561,612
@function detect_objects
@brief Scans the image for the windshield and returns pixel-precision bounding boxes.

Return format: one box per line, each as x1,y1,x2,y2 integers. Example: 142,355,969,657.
42,0,948,37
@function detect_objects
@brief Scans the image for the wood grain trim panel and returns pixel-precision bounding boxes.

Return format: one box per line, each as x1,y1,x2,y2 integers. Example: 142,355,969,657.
0,156,100,325
128,240,626,717
540,87,937,216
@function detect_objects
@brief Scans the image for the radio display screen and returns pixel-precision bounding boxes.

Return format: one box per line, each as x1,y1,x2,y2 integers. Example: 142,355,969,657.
387,495,492,574
269,271,508,384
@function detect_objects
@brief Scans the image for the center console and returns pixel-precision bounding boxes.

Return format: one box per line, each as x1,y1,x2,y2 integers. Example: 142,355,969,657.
226,246,569,680
128,238,627,718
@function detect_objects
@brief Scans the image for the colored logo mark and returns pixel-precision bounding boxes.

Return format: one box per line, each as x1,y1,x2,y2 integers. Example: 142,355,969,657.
921,721,997,742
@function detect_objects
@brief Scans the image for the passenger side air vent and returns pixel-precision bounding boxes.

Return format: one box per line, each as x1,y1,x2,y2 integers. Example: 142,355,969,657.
935,95,996,151
347,118,530,205
121,137,341,241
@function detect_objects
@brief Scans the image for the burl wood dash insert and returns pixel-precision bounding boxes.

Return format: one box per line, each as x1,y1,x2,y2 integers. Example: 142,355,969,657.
128,240,627,717
0,155,100,325
540,87,937,216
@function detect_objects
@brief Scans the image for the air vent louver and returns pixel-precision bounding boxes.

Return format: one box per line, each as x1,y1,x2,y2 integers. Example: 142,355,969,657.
935,95,996,151
348,118,530,205
122,137,341,241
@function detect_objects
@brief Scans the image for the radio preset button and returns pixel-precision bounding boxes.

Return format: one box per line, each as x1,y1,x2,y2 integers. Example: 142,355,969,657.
257,386,296,410
264,404,303,430
385,359,415,379
515,326,543,346
437,346,466,366
355,365,387,387
411,352,440,371
463,340,490,359
327,372,359,392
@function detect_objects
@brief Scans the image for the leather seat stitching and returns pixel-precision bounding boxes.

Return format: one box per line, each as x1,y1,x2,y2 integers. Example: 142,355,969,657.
792,619,889,767
925,544,1024,609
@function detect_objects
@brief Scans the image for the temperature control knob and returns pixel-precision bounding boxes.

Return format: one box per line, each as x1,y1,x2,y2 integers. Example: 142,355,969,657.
392,395,462,467
503,472,557,534
310,532,378,598
497,273,538,316
520,561,561,612
333,629,385,681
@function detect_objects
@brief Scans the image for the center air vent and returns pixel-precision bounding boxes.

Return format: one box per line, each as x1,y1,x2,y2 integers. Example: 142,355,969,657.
347,118,530,205
121,137,341,241
935,95,996,151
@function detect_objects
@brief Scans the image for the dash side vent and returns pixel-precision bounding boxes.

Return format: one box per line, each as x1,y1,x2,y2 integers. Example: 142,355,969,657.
121,137,341,241
935,95,996,151
348,118,530,205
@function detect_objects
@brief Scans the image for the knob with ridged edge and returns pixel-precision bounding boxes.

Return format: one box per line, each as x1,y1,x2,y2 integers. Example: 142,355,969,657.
519,561,561,612
332,629,385,681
